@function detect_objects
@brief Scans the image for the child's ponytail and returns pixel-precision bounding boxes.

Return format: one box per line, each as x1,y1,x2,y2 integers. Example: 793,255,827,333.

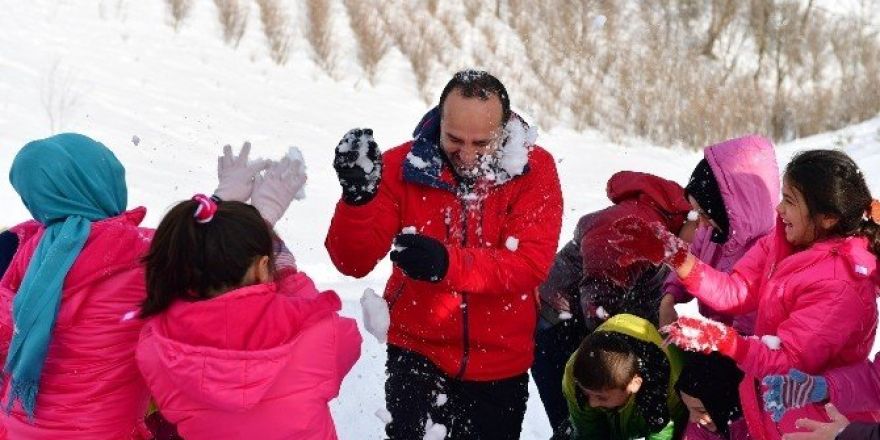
858,200,880,258
141,196,274,317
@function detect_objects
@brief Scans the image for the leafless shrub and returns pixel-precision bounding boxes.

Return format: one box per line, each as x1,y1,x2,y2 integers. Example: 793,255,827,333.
305,0,336,75
256,0,291,64
41,60,81,134
165,0,193,31
344,0,389,82
213,0,249,47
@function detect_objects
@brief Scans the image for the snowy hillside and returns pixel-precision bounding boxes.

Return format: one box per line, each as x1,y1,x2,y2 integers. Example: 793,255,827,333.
0,2,878,439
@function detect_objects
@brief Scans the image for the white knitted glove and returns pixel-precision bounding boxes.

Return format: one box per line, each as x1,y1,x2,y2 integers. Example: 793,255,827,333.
213,142,270,202
251,148,307,225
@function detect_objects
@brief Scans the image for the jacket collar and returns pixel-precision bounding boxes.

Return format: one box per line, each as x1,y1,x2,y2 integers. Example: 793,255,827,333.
403,107,535,193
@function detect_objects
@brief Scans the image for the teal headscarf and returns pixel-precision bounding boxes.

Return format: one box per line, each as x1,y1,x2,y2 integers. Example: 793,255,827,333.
6,133,126,419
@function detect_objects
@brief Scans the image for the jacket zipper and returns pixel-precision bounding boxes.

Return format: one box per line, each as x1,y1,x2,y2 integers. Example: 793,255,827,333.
387,281,406,309
455,197,471,380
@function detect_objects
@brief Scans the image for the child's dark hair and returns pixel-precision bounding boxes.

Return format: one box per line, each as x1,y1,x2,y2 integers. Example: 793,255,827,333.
572,329,672,431
438,69,511,124
573,331,639,391
785,149,880,256
141,200,274,317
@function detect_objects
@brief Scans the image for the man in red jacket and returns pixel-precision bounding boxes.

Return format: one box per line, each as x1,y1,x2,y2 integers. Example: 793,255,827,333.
326,70,563,439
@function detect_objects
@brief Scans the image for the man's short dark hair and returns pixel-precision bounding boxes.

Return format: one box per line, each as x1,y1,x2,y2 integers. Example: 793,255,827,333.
438,69,511,124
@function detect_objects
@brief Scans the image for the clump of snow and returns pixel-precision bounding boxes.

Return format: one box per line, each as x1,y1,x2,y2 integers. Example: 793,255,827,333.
286,146,307,200
338,129,378,175
495,117,537,184
423,418,447,440
761,335,782,350
505,236,519,251
435,393,447,407
360,288,390,344
595,306,610,320
375,408,393,424
687,210,699,222
131,135,140,146
120,310,137,322
558,312,573,321
401,226,417,235
406,152,430,169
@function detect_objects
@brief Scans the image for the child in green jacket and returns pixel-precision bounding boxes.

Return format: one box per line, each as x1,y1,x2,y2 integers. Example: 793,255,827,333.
562,314,687,440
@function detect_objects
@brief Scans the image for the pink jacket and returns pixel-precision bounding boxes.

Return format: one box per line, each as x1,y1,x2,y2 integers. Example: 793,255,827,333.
0,209,153,439
680,222,880,439
136,271,362,440
824,353,880,414
667,135,780,335
683,419,751,440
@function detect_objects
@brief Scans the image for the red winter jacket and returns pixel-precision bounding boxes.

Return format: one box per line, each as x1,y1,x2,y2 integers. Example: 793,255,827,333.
326,109,563,381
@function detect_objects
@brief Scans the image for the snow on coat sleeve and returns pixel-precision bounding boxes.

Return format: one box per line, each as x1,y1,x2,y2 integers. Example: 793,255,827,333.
679,234,770,315
733,279,865,377
325,152,403,278
443,149,563,296
825,355,880,414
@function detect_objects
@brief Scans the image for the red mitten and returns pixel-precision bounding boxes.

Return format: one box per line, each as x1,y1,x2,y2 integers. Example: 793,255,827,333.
661,316,739,356
610,217,690,268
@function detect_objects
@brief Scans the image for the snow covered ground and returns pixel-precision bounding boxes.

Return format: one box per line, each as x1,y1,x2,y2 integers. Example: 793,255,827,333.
0,2,878,439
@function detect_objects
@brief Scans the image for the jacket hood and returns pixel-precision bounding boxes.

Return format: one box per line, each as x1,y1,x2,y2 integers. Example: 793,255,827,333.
704,135,780,251
144,283,342,412
606,171,692,233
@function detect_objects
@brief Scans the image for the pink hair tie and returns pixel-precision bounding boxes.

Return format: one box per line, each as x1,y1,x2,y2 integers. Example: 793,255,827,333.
192,194,218,224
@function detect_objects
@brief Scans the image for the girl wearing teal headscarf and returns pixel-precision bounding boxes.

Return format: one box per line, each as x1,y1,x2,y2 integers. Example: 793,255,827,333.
0,133,153,438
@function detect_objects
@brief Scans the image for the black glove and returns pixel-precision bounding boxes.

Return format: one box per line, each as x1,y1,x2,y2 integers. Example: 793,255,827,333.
390,233,449,283
334,128,382,205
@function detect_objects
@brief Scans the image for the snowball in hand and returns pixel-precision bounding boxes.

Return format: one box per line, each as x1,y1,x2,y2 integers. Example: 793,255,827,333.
361,288,390,344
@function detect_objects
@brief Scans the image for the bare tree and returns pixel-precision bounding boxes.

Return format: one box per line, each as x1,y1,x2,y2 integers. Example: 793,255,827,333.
305,0,336,76
165,0,193,31
344,0,389,83
41,60,81,134
213,0,249,47
256,0,291,64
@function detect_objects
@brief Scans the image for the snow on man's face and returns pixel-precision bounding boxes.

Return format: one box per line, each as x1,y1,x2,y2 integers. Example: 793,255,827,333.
440,89,504,179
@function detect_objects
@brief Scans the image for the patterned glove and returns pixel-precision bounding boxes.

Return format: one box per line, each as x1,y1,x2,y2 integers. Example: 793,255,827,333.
214,142,270,202
390,233,448,283
334,128,382,205
251,151,307,225
610,216,689,268
762,369,828,422
661,316,739,356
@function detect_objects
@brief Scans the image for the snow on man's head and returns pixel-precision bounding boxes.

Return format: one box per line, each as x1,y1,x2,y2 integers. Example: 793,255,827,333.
438,69,510,125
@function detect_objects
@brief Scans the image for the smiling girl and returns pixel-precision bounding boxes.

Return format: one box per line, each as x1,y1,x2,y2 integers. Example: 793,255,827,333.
610,149,880,439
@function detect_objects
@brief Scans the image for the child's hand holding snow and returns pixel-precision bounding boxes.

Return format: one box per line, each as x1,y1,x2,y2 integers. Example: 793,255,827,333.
661,316,739,357
214,142,270,202
251,149,308,225
609,216,690,271
762,369,828,422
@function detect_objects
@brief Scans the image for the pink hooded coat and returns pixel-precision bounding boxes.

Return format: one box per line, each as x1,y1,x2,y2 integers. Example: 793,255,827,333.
683,418,750,440
136,271,361,440
0,209,153,439
666,135,780,335
824,353,880,414
680,221,880,439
